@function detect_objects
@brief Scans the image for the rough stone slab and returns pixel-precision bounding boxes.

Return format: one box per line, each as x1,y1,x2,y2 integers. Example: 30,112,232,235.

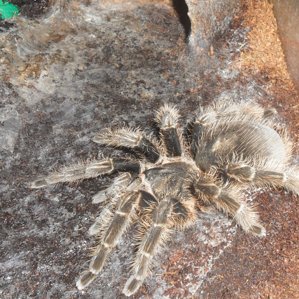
0,1,298,299
186,0,240,53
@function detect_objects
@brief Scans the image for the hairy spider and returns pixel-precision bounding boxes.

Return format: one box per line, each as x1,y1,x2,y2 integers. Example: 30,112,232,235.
30,101,299,296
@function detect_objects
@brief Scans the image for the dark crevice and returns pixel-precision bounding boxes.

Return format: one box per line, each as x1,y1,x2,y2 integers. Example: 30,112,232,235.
172,0,191,40
0,21,15,32
10,0,50,19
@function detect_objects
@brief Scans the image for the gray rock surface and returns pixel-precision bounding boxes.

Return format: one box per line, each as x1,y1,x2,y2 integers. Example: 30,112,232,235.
186,0,240,54
1,1,298,299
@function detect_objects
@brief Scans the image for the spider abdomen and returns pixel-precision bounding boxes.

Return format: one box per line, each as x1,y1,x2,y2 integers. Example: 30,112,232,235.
196,121,289,172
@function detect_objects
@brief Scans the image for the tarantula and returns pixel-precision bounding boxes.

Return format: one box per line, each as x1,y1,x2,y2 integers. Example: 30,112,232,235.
30,101,299,296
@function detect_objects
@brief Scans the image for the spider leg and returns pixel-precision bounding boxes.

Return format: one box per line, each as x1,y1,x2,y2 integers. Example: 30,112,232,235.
215,192,264,236
92,173,132,204
93,128,160,163
138,192,196,229
193,179,265,236
255,169,299,195
226,163,299,195
89,173,133,236
30,158,141,188
123,197,173,296
190,108,218,161
190,120,204,158
156,104,183,157
170,197,197,230
77,178,142,290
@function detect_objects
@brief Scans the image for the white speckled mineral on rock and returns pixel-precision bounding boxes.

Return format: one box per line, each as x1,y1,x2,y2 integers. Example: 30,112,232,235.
1,0,299,298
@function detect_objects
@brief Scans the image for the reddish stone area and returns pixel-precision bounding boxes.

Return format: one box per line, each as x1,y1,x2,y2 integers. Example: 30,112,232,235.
199,191,299,299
